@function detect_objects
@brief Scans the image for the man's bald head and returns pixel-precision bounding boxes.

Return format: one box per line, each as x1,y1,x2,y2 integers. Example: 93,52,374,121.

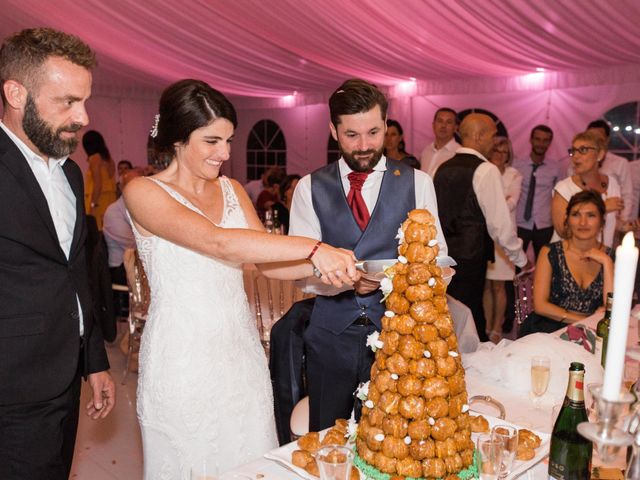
459,113,497,158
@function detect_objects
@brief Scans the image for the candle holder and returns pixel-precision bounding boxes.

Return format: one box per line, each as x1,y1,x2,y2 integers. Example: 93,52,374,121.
577,384,635,463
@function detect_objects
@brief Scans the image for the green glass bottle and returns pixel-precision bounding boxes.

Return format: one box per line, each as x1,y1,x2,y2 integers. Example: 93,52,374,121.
548,362,592,480
595,293,613,368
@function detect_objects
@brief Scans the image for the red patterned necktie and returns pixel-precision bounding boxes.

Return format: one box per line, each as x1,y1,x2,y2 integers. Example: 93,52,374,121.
347,171,371,231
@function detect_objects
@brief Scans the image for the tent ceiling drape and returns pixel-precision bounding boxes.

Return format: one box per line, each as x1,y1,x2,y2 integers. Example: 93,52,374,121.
2,0,639,103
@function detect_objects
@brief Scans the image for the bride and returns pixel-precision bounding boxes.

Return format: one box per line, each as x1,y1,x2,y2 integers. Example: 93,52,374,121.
124,79,358,479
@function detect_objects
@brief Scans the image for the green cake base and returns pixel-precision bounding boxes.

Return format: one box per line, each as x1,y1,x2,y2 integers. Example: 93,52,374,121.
353,448,479,480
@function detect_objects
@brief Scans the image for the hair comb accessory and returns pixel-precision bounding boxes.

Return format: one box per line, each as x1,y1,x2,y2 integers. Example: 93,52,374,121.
150,114,160,138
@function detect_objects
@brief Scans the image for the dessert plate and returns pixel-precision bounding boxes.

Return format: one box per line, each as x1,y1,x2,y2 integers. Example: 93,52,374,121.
264,414,550,480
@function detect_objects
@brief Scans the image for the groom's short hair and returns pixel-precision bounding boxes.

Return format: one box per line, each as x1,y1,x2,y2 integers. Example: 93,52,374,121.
329,79,388,126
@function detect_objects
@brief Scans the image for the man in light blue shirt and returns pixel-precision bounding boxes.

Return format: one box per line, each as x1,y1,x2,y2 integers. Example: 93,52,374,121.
514,125,562,259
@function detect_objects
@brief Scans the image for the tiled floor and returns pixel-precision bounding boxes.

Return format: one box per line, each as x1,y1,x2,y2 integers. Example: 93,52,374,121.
70,337,143,479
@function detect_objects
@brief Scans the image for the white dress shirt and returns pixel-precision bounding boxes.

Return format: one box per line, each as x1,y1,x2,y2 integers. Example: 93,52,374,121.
457,147,528,268
289,156,448,294
0,121,83,335
420,138,461,177
103,196,136,267
600,151,633,222
630,160,640,222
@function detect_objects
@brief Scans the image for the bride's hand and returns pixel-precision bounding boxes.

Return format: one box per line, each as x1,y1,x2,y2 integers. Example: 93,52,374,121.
311,244,357,287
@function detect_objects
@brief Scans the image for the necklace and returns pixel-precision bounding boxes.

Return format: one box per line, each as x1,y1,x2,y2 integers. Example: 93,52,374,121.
579,176,607,189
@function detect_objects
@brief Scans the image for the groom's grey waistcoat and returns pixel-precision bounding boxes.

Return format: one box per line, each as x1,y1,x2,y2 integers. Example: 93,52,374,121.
310,159,415,335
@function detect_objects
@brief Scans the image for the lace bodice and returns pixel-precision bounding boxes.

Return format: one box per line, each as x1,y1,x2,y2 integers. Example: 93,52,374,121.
130,176,277,479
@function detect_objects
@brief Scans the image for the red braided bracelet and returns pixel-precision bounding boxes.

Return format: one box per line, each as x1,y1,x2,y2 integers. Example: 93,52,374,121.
306,240,322,260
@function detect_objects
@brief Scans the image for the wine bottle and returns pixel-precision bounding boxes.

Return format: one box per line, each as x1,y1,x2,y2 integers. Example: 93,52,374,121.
548,362,592,480
264,209,273,233
272,208,282,235
595,293,613,368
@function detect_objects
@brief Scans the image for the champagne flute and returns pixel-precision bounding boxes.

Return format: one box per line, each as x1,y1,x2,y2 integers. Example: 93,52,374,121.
531,356,550,408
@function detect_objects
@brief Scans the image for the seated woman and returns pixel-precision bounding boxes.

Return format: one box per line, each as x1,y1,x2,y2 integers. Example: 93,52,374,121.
519,190,613,337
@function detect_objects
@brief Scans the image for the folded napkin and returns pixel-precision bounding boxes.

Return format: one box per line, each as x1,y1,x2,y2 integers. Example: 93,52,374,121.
560,324,596,353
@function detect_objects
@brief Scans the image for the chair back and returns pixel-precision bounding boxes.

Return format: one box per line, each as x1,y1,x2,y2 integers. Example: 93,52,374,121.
514,268,535,333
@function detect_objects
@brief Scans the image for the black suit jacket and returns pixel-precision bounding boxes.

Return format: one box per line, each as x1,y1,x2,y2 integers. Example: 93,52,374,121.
0,127,109,405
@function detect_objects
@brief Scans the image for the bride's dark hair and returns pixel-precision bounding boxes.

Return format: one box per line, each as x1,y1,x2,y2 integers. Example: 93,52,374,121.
153,79,237,158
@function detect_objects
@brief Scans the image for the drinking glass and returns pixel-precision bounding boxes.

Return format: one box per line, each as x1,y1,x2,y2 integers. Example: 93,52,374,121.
190,458,218,480
491,425,518,478
530,356,550,408
315,445,354,480
477,434,503,480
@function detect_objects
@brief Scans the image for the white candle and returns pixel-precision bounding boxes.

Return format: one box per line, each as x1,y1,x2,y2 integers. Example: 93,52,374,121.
603,232,639,401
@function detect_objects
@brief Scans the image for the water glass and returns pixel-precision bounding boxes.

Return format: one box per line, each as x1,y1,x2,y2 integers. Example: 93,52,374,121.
477,433,503,480
315,445,354,480
190,458,218,480
491,425,517,478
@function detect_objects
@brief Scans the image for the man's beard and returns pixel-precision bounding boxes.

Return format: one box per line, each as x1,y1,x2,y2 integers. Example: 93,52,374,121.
23,94,83,158
341,146,384,172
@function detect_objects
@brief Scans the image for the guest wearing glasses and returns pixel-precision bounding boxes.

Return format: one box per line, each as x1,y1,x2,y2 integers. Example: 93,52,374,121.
551,131,623,247
124,79,358,477
483,137,522,342
519,190,613,336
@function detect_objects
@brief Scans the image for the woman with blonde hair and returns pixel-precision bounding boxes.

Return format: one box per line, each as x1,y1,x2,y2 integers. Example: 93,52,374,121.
483,137,522,342
551,131,623,247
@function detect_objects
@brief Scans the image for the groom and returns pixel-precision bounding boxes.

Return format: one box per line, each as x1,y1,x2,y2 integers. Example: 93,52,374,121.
289,79,447,430
0,28,115,479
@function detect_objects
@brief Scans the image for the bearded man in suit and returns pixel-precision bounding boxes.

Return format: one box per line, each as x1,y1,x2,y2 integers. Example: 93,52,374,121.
0,28,115,480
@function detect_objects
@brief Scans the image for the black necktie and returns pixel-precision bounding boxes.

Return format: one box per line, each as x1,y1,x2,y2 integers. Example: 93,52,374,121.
523,163,540,221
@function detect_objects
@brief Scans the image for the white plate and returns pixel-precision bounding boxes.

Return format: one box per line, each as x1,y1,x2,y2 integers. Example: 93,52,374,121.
470,412,551,480
264,414,550,480
364,266,455,283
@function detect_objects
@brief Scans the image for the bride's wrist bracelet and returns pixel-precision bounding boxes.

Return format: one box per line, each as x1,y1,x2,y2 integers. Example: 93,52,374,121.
306,240,322,260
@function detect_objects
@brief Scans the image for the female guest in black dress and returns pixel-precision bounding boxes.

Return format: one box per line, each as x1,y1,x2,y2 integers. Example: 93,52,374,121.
519,190,614,336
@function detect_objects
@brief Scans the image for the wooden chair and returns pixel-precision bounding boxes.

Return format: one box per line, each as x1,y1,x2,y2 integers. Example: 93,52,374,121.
121,248,150,385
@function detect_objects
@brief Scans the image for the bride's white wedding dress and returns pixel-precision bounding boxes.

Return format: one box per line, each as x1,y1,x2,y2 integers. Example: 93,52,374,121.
131,177,277,479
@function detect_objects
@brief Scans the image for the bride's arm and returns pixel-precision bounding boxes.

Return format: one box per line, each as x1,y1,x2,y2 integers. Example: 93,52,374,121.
123,177,356,286
230,179,355,282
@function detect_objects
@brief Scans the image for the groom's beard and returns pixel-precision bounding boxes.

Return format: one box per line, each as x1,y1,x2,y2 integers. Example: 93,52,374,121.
341,146,383,172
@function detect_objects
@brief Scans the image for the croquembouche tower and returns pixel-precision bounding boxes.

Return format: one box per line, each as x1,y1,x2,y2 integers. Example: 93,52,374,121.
354,209,477,480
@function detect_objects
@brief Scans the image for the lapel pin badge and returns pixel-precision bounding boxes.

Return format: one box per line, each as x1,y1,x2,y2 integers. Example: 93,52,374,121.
394,169,401,176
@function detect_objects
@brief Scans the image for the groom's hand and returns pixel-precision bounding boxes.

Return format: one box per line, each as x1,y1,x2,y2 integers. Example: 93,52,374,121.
354,276,380,295
86,371,116,420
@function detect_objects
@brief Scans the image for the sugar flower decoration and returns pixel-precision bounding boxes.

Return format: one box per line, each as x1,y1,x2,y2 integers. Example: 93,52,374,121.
398,255,408,264
346,411,357,440
150,114,160,138
423,350,432,358
404,436,412,445
448,351,459,358
395,226,405,245
366,331,384,352
428,239,438,247
355,381,370,401
384,310,395,318
428,278,436,287
374,433,385,442
390,373,399,380
364,400,374,409
379,277,393,301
